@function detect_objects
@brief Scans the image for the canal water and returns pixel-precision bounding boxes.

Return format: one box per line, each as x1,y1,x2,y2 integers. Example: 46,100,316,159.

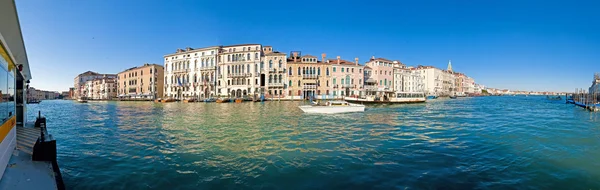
27,96,600,189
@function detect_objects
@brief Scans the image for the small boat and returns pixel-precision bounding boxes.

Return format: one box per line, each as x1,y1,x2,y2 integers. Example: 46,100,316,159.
427,95,438,99
27,100,41,104
161,98,176,103
154,98,161,103
183,98,196,103
77,97,88,103
449,95,457,99
203,98,216,102
298,101,365,114
546,95,562,100
234,98,243,103
216,98,230,103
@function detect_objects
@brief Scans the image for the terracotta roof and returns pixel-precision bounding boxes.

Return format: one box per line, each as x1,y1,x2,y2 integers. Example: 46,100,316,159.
364,66,372,69
302,55,317,58
328,59,361,66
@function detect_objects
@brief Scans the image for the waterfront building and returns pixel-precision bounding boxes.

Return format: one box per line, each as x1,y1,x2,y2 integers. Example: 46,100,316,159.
117,63,164,100
73,71,116,99
263,49,288,98
217,44,264,98
589,73,600,94
287,52,332,99
415,61,456,96
82,76,117,100
330,57,363,97
164,46,220,99
394,65,424,93
68,87,75,99
364,56,394,91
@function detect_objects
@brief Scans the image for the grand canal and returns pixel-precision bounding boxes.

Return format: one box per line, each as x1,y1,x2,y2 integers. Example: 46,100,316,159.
27,96,600,189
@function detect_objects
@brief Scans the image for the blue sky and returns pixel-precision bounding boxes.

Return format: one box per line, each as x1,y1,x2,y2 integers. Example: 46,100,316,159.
16,0,600,92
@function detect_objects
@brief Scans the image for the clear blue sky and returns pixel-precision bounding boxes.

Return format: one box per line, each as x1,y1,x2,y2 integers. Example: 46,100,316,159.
16,0,600,92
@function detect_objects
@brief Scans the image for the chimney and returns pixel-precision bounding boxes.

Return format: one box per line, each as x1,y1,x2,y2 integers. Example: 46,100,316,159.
293,52,298,62
321,53,326,63
337,56,340,65
371,55,375,60
355,57,359,66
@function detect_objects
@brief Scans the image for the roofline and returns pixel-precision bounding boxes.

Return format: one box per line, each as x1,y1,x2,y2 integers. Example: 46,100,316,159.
163,46,221,57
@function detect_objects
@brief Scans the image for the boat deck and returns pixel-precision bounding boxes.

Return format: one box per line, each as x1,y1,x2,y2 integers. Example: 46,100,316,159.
0,124,58,190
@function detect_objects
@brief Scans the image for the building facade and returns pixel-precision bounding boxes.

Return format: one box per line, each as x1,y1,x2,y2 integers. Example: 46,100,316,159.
217,44,264,98
73,71,115,99
117,63,164,100
330,57,363,97
263,50,288,98
83,76,117,100
164,46,219,99
394,65,424,93
287,52,332,99
364,57,394,90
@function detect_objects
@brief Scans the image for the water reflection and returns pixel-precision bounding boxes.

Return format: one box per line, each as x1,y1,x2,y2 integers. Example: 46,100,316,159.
24,97,600,189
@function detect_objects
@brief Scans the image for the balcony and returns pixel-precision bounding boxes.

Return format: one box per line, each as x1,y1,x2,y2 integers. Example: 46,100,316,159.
200,66,216,71
173,68,190,74
302,74,318,79
268,68,277,73
228,73,252,78
268,83,284,87
342,84,354,88
303,84,317,89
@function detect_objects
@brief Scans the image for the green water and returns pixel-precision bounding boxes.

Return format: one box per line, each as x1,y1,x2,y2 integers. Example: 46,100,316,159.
27,96,600,189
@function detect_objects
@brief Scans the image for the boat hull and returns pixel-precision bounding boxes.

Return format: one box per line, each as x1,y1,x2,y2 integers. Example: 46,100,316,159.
299,104,365,114
344,97,426,104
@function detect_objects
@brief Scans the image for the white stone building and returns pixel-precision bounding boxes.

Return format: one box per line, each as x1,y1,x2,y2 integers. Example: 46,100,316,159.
394,65,424,93
82,76,117,100
163,46,219,99
218,44,264,98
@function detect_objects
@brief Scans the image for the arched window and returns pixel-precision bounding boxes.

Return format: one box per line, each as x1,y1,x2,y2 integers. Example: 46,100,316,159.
247,53,250,60
278,75,282,83
298,80,301,87
289,67,293,75
298,67,301,75
269,75,273,83
260,61,264,69
247,64,250,73
346,75,351,84
278,60,282,68
194,74,197,83
228,55,231,62
255,64,258,72
269,60,273,68
165,77,168,84
318,68,321,76
255,53,258,59
211,58,214,66
227,66,231,74
326,68,329,76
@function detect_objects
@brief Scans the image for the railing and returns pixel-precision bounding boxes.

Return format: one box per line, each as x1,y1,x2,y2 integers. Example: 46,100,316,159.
228,73,252,77
173,68,190,73
200,66,216,71
302,74,318,79
269,83,284,87
303,85,317,89
342,84,354,88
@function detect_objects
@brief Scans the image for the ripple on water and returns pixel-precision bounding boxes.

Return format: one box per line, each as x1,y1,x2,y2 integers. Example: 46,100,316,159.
26,97,600,189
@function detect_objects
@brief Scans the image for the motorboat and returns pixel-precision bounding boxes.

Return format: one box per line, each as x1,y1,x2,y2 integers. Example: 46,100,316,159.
183,98,196,103
76,97,88,103
154,98,161,103
203,98,216,102
426,95,438,99
449,95,457,99
161,98,176,103
234,98,243,103
216,98,230,103
298,101,365,114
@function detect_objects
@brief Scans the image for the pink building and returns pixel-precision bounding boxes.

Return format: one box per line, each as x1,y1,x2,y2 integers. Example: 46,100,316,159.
330,56,364,97
364,57,394,90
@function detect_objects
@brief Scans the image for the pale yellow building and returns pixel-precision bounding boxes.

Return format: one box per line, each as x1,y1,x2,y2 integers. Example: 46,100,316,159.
117,63,164,100
287,52,332,99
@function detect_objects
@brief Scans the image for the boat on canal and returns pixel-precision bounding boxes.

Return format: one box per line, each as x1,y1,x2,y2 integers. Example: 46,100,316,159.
427,95,438,99
299,101,365,114
160,98,176,103
183,98,196,103
203,97,216,102
344,91,427,104
77,97,88,103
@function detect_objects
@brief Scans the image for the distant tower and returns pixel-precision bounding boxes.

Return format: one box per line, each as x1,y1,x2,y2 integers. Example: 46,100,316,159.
447,60,453,73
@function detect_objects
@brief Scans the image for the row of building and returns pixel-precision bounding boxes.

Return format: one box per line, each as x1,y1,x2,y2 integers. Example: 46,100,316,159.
26,87,62,101
72,44,484,100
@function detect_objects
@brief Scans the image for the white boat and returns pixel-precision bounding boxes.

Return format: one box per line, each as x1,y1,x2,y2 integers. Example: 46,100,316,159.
345,91,426,104
298,101,365,114
77,97,88,103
